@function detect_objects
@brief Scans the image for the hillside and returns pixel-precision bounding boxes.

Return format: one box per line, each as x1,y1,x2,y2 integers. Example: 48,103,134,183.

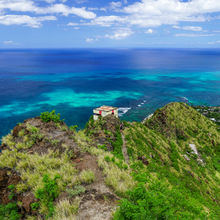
0,103,219,219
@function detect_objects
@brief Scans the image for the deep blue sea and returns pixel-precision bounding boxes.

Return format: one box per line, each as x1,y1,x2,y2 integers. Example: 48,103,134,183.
0,48,220,139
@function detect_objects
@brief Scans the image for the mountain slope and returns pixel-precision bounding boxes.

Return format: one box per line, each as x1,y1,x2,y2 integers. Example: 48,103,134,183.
120,102,220,219
0,103,219,219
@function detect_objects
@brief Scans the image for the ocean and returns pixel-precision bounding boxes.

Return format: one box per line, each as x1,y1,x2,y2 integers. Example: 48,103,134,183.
0,48,220,139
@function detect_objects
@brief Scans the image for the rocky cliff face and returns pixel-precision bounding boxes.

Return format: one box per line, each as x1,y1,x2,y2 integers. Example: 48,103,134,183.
0,103,219,219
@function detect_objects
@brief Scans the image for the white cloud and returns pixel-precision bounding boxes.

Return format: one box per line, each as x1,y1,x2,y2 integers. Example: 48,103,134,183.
0,0,96,28
0,14,56,28
208,40,220,44
40,4,96,18
67,22,79,26
74,0,88,4
105,28,133,40
122,0,220,27
0,0,96,20
110,1,122,10
44,0,56,3
3,40,14,45
90,15,126,27
175,33,214,37
85,0,220,29
2,0,220,31
85,37,95,42
145,28,153,34
173,25,203,31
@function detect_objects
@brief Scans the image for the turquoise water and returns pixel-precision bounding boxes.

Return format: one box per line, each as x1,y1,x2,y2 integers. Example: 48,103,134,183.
0,49,220,139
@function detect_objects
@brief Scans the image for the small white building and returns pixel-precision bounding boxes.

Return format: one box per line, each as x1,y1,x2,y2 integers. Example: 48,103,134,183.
93,106,118,120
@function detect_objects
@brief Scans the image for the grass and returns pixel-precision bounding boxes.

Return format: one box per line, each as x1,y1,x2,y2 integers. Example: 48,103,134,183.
52,198,80,220
66,185,85,197
78,170,95,184
115,102,220,219
0,148,79,193
0,103,219,219
89,147,135,195
1,134,16,149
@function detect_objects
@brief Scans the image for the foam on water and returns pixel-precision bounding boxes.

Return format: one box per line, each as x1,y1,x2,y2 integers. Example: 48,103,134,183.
118,107,131,116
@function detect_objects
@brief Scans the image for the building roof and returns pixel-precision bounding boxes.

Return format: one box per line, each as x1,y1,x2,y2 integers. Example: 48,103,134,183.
94,106,117,112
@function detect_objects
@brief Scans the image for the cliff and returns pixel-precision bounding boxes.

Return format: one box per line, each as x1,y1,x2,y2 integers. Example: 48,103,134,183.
0,103,219,219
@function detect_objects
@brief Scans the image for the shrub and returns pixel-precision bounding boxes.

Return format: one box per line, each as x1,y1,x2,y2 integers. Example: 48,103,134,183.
8,184,15,200
18,129,25,137
40,110,62,123
69,125,78,132
35,174,60,218
114,182,207,220
0,203,21,220
169,142,180,171
104,155,111,162
98,144,107,151
112,130,123,159
31,202,40,211
0,185,21,220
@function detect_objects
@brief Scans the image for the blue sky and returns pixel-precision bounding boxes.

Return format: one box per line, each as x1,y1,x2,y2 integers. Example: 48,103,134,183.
1,0,220,48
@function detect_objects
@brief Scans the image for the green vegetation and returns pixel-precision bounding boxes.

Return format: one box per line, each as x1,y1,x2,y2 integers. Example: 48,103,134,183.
0,184,21,220
192,105,220,126
78,170,95,184
0,202,21,220
0,103,219,219
40,110,62,123
114,181,207,219
90,147,135,195
66,185,86,197
34,174,60,218
53,198,79,220
111,129,123,159
8,184,15,200
117,102,220,219
69,125,78,132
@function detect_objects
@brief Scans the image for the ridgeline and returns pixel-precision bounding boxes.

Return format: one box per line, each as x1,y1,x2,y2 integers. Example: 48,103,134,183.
0,103,219,219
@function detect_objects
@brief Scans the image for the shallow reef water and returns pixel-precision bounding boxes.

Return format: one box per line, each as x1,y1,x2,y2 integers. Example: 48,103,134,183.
0,48,220,139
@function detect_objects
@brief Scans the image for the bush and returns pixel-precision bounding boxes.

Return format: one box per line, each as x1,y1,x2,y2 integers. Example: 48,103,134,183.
69,125,78,132
31,202,40,211
35,174,60,218
169,142,180,171
40,110,62,123
114,182,207,220
104,155,111,162
8,184,15,200
0,202,21,220
112,130,123,159
0,183,21,220
98,144,107,151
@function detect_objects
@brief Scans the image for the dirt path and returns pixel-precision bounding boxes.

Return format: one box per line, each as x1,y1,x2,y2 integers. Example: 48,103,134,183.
74,153,118,220
121,134,129,164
